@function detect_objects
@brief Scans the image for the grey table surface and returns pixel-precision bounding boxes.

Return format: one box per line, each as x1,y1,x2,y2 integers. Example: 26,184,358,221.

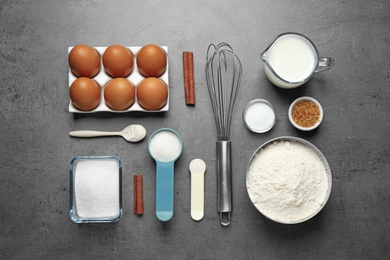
1,0,390,259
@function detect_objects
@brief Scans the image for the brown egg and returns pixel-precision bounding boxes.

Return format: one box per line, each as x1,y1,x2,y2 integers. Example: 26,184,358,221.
68,44,101,78
137,77,168,110
70,77,101,111
136,44,167,77
103,45,134,77
104,78,135,111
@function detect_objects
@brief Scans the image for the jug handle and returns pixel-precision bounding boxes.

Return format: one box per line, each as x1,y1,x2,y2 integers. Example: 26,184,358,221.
315,57,335,73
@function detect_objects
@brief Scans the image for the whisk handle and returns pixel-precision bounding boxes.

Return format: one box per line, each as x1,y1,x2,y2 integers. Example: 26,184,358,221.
216,141,232,226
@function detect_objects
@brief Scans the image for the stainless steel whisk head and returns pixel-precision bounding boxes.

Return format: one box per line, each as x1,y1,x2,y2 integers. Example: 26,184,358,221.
205,43,242,141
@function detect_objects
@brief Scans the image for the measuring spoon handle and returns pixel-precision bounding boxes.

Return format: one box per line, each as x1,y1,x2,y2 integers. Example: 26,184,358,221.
155,161,175,222
191,171,205,221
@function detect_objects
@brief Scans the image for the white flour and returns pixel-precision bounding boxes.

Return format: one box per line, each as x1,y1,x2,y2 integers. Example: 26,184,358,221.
125,124,146,142
247,140,328,223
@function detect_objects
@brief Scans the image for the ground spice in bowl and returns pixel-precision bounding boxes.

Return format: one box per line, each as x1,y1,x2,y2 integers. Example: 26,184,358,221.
289,97,323,131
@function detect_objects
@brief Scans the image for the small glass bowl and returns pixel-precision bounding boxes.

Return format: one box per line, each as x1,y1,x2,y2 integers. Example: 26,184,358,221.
243,99,276,133
288,96,323,131
70,156,122,223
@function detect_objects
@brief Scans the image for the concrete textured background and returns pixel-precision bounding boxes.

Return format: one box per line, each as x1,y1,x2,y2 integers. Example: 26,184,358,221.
1,0,390,259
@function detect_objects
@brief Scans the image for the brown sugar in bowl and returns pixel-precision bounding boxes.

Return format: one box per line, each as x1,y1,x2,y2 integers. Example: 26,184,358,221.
288,96,323,131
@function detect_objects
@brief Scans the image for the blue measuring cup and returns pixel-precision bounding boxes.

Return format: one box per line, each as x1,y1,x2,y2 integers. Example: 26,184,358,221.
148,128,183,222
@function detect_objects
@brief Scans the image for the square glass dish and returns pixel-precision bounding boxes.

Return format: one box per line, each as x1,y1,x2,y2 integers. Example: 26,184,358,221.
70,156,122,223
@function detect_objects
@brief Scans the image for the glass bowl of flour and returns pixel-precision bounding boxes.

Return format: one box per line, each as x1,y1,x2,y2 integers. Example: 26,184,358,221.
246,136,332,224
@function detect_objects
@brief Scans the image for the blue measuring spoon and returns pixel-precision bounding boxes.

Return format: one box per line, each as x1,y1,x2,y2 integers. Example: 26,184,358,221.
148,128,183,222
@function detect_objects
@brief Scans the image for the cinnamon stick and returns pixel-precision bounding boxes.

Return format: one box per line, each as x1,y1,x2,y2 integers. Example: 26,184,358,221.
183,51,195,105
134,174,144,215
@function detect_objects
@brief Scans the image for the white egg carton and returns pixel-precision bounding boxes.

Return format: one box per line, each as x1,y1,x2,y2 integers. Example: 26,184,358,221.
68,46,169,113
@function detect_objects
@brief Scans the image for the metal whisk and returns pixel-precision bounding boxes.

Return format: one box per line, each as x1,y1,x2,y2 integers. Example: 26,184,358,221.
205,43,242,226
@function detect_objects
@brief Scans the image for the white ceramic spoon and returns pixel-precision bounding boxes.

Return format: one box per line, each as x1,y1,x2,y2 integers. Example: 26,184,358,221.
69,124,146,142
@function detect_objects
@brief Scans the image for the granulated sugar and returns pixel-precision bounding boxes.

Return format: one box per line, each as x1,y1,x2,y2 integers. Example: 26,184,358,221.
247,140,328,223
74,159,120,218
149,130,182,162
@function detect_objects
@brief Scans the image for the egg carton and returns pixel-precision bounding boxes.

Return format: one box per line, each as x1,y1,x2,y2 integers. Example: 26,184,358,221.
68,46,169,113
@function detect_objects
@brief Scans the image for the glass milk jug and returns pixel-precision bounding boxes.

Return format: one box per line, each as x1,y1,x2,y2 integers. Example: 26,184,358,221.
260,32,334,89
